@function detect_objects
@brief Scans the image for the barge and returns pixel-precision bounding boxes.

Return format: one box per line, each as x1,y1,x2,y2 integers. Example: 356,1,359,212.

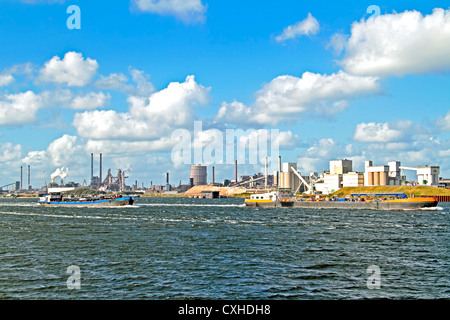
244,192,438,211
38,193,134,207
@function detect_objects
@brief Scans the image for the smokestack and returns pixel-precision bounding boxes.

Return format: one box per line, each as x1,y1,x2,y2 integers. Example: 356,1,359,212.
235,160,238,182
212,166,215,185
99,153,102,187
20,166,23,190
166,172,171,191
91,153,93,185
278,156,281,187
27,165,30,189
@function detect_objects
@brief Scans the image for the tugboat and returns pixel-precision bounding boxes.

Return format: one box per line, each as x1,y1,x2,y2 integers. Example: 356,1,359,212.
38,193,134,207
244,192,438,211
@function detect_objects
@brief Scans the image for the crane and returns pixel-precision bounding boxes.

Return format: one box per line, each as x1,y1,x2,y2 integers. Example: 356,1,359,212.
0,183,15,191
290,166,316,194
121,168,132,191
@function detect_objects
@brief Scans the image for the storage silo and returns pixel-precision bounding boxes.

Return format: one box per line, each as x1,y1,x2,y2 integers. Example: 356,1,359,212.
190,165,207,186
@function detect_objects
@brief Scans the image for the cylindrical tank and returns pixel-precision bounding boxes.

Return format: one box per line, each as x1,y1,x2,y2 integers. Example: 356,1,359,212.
190,165,207,186
380,172,387,186
280,172,292,189
368,172,374,186
374,172,380,186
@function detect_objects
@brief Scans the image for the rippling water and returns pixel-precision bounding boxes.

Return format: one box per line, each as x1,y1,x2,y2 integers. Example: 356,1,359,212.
0,197,448,299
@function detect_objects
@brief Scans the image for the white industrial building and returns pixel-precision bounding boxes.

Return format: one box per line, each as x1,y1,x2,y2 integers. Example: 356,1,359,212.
315,159,362,194
416,166,440,186
342,172,364,187
364,160,403,186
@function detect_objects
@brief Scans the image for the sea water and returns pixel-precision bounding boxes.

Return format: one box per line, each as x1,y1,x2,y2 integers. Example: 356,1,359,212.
0,197,448,299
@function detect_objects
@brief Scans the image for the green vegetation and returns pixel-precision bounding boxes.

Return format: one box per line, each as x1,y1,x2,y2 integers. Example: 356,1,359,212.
331,186,450,198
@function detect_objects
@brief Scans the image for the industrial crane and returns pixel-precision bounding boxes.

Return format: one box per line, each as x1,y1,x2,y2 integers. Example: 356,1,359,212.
0,183,15,191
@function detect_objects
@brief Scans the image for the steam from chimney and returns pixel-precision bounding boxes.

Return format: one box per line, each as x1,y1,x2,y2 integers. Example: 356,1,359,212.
51,167,69,180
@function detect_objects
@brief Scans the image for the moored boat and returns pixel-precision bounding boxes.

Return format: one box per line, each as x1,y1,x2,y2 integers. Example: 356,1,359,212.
38,193,134,207
244,192,438,211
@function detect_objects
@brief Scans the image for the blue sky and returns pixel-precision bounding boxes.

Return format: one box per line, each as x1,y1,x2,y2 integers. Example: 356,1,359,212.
1,0,450,188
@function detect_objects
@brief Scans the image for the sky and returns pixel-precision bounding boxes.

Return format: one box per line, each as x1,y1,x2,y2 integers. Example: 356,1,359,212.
1,0,450,188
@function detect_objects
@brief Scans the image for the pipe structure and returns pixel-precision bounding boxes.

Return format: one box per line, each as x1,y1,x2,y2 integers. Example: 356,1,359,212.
235,160,238,183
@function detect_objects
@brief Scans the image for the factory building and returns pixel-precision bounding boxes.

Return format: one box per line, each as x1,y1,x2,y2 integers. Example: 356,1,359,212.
279,162,300,191
329,159,352,175
364,160,403,186
190,165,207,186
417,166,440,186
315,159,359,194
342,172,364,187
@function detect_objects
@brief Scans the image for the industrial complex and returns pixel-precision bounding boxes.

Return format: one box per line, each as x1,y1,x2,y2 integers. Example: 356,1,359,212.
0,152,446,197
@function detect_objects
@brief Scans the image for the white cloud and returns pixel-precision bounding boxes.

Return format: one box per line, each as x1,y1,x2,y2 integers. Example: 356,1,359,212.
129,68,156,97
0,142,22,162
298,138,339,174
0,91,43,126
133,0,207,23
95,68,155,97
217,71,379,126
73,75,210,140
22,150,46,164
85,137,176,155
215,101,253,126
436,110,450,131
39,51,99,87
327,33,348,56
306,138,337,158
70,92,110,110
275,13,320,42
0,74,14,86
353,121,412,143
339,8,450,76
95,73,129,90
46,134,84,167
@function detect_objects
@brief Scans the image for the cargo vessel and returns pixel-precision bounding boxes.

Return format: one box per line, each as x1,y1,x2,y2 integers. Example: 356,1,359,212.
38,193,134,207
244,192,438,211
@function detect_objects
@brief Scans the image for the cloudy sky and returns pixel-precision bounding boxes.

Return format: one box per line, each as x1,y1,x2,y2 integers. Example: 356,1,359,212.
1,0,450,188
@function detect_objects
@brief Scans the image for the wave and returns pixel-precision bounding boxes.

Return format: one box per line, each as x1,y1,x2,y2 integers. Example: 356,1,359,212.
138,203,245,208
0,210,145,221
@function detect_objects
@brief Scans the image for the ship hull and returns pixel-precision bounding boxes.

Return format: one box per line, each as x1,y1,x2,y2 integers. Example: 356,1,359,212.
244,197,437,211
38,196,134,207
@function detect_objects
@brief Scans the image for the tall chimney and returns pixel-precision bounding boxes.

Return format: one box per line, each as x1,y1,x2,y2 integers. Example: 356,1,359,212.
166,172,169,184
20,166,23,190
91,153,94,185
27,165,30,189
99,153,102,187
212,166,215,185
278,156,281,187
235,160,238,182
